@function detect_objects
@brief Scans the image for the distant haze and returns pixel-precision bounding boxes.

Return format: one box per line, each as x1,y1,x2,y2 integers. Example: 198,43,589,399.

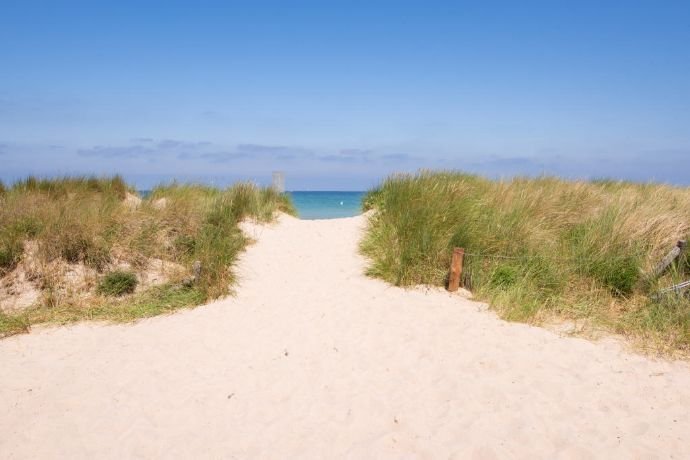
1,1,689,189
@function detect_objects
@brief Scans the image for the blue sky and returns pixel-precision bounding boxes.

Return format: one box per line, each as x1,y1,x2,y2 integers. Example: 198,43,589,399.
1,0,689,189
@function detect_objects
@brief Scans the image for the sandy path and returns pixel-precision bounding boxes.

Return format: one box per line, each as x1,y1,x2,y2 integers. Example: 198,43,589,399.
1,214,690,459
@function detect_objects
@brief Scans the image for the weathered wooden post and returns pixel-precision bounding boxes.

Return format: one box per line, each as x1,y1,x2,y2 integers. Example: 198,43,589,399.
183,260,202,287
652,240,687,278
448,247,465,292
192,260,202,283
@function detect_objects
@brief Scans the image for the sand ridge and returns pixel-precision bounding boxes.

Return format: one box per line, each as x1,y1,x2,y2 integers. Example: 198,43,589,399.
1,213,690,458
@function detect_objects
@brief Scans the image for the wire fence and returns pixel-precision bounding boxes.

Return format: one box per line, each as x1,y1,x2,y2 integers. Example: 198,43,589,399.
456,245,689,298
460,242,688,265
462,250,636,263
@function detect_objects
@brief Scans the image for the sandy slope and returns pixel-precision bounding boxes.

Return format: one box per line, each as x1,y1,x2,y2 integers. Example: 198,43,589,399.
1,213,690,459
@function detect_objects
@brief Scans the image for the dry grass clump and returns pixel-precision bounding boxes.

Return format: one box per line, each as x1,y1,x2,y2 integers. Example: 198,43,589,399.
361,171,690,355
0,176,294,337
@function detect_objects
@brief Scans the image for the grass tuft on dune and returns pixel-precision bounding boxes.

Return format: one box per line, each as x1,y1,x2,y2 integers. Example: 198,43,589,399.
361,171,690,354
0,176,294,337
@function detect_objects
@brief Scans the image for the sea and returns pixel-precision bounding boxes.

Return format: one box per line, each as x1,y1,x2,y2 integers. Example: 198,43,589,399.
138,190,366,220
288,191,365,220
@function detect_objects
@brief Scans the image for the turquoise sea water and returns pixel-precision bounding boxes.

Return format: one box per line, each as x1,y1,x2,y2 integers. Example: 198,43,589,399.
288,191,365,220
138,190,365,220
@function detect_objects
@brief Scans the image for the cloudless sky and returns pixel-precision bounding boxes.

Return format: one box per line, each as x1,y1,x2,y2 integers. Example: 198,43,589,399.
1,0,689,189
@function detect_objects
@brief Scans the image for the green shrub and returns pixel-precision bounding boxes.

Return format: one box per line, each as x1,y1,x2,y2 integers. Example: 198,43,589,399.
97,271,138,296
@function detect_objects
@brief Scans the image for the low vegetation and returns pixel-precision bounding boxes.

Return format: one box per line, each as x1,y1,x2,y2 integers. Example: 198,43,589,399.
0,176,294,337
97,270,138,296
361,171,690,355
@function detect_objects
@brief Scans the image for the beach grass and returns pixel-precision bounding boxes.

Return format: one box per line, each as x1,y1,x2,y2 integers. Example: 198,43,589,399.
361,171,690,354
0,176,294,337
22,284,206,326
0,311,30,337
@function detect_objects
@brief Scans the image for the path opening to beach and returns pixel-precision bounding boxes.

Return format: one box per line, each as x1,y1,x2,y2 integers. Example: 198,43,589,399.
1,214,689,458
288,191,365,219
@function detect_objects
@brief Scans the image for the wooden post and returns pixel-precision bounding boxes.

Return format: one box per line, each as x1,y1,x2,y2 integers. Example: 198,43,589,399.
184,260,202,287
192,260,202,283
448,247,465,292
652,240,687,278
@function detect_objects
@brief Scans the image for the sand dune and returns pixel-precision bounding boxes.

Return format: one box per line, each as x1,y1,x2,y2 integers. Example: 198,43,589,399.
1,214,689,459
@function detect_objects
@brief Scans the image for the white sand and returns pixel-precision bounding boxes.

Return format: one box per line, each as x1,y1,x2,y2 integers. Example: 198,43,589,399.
2,214,690,459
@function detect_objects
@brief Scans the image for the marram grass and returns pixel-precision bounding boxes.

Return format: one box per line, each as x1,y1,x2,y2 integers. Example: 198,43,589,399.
361,171,690,355
0,176,294,338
